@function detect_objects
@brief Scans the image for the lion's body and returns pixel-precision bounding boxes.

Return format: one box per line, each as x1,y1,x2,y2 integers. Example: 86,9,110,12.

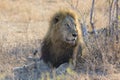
41,10,83,68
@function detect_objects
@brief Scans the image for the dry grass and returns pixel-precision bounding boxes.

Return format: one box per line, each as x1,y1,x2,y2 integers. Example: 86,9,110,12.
0,0,120,80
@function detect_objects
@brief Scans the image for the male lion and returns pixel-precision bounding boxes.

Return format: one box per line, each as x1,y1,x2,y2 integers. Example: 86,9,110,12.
41,10,83,68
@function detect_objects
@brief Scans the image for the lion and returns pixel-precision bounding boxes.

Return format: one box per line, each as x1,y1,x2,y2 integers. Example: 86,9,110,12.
41,9,83,68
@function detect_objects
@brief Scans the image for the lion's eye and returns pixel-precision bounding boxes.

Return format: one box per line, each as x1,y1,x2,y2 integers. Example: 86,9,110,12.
65,24,70,29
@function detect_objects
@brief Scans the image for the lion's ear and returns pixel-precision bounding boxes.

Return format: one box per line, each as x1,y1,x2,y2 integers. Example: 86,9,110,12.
54,16,60,24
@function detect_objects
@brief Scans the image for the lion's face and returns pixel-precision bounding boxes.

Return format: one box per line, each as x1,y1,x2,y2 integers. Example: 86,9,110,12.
59,16,78,45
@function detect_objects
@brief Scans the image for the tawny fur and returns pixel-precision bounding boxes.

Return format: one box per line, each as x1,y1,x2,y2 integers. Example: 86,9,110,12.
41,10,83,68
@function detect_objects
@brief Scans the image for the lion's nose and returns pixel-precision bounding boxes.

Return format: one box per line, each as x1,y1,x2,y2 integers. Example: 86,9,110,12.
72,33,78,37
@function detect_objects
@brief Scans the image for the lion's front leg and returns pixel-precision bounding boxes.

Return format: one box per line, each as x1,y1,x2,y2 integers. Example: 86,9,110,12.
72,45,82,69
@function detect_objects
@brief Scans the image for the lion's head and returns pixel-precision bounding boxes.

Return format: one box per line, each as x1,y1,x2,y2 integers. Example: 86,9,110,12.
49,10,79,46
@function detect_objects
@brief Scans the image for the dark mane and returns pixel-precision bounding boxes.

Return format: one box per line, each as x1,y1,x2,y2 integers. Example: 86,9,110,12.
41,39,76,68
